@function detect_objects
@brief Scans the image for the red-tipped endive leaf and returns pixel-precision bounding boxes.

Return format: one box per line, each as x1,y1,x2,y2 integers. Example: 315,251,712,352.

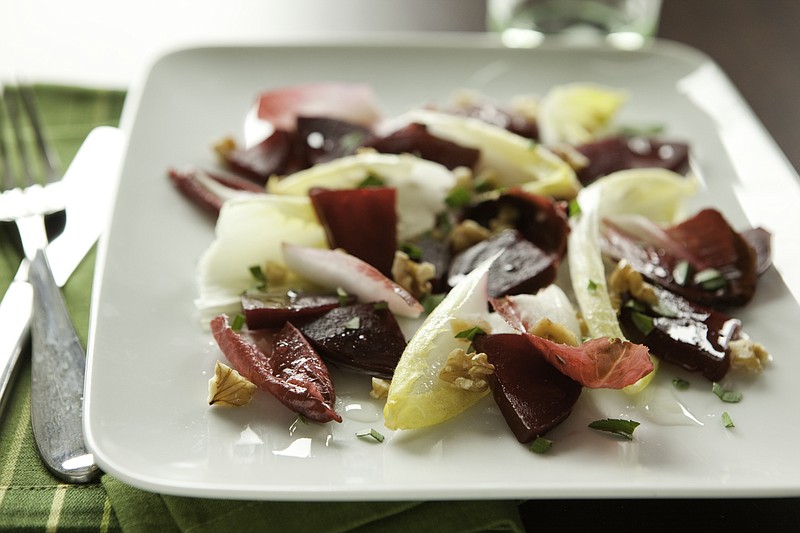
490,286,582,339
210,315,341,423
282,243,423,318
257,82,381,130
526,335,654,389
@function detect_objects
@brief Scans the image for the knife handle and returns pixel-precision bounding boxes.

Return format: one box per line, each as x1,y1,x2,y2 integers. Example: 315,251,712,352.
28,249,99,484
0,277,33,417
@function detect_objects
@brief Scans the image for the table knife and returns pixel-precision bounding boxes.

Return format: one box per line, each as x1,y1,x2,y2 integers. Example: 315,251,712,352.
0,126,124,482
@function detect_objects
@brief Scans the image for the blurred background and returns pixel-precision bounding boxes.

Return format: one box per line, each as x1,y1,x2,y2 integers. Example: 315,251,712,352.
1,0,795,173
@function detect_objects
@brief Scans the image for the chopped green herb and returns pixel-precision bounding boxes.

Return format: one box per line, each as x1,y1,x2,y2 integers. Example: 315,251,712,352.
616,123,666,137
339,131,367,153
356,428,385,443
474,176,495,193
672,377,690,390
455,326,487,354
357,173,385,188
722,411,735,428
587,279,599,291
712,382,743,403
454,326,486,341
694,268,727,291
529,437,553,454
623,299,647,312
230,313,246,332
588,418,641,440
336,287,349,307
630,311,654,336
568,198,582,218
249,264,268,290
344,317,361,330
422,293,446,314
445,186,472,209
435,211,453,235
672,260,691,286
400,242,423,261
650,300,679,318
373,301,389,311
295,414,308,425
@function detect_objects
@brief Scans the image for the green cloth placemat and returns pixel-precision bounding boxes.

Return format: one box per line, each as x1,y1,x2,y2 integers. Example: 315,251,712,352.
0,85,524,533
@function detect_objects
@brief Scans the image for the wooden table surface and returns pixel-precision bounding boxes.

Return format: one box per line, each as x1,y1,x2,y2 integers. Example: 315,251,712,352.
520,1,800,530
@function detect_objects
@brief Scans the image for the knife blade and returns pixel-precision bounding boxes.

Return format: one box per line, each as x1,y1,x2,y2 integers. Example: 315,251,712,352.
0,126,124,423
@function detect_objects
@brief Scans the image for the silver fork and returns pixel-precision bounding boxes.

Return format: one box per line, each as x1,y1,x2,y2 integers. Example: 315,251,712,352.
0,84,99,483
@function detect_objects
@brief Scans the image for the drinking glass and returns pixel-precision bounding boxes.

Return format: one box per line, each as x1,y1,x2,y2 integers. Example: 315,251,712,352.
487,0,663,48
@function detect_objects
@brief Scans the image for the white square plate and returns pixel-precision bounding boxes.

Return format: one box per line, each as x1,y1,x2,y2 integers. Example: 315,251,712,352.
85,35,800,500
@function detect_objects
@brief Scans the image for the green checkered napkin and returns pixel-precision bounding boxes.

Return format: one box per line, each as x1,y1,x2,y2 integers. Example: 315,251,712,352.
0,85,524,533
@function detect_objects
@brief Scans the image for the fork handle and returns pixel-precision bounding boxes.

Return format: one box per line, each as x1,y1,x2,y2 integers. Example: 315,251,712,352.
28,249,99,484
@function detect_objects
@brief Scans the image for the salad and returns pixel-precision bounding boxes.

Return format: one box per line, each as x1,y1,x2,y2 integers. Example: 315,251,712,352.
169,81,772,448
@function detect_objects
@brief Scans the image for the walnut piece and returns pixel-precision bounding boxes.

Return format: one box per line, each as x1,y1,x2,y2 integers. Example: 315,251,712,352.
438,348,494,392
263,260,289,287
392,251,436,299
450,219,491,253
608,260,659,310
208,361,257,407
729,338,771,373
549,142,590,171
213,136,237,160
528,317,579,346
370,377,391,399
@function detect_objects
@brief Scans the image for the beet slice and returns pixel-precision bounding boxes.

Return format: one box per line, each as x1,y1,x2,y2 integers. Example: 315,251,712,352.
407,232,452,293
296,116,371,166
309,187,398,278
603,208,759,308
438,101,539,140
221,129,307,183
461,188,569,257
168,166,265,217
168,167,226,216
741,227,773,275
243,291,357,330
448,229,557,297
296,303,406,379
618,285,740,382
210,315,341,423
575,136,690,186
473,333,582,443
365,122,480,170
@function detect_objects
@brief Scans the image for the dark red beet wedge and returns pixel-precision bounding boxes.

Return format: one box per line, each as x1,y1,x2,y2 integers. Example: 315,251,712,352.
448,229,557,297
243,291,357,330
618,285,740,382
603,208,759,308
438,100,539,140
221,129,306,183
461,188,569,257
741,227,773,275
575,135,690,186
309,187,398,278
473,333,582,443
407,232,452,293
365,122,480,170
296,116,371,166
296,303,406,379
168,166,265,217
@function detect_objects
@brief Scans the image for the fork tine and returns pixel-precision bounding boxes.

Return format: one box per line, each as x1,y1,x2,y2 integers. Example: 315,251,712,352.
1,86,36,187
19,85,61,183
0,85,13,191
